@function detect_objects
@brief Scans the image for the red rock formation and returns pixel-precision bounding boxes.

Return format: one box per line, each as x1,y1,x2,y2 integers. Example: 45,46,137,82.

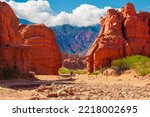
0,2,23,45
0,2,31,73
19,24,27,31
86,3,150,74
62,53,86,69
121,3,136,17
19,24,62,75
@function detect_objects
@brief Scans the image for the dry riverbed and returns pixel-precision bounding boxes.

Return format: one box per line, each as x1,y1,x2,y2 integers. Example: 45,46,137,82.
0,70,150,100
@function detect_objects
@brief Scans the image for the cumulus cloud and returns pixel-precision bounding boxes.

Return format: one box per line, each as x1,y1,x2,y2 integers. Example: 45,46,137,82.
53,5,111,27
7,0,112,27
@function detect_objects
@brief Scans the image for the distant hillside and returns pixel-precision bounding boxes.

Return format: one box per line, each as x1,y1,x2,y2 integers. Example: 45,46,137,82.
51,24,100,54
18,18,100,54
19,19,34,25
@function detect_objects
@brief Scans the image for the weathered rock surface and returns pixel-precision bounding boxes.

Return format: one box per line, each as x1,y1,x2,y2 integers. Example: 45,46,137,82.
0,2,23,45
62,53,86,69
19,24,62,75
0,2,31,73
86,3,150,73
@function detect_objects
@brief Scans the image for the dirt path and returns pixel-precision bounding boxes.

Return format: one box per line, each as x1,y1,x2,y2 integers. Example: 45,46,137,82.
0,71,150,100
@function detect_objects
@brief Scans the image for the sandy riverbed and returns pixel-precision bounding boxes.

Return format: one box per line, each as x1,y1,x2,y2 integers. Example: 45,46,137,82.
0,70,150,100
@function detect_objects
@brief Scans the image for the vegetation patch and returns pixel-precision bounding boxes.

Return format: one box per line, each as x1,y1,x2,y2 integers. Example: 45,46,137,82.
91,71,100,75
58,68,87,75
111,55,150,76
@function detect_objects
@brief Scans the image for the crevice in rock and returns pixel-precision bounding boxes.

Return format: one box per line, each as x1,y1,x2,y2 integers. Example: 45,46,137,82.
121,22,126,40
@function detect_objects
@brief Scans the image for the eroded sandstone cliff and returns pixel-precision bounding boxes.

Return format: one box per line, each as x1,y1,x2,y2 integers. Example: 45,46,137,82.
0,2,62,75
86,3,150,73
0,2,31,73
19,24,62,75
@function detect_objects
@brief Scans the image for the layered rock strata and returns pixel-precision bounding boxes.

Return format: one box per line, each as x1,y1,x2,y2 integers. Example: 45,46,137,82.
0,2,31,73
19,24,62,75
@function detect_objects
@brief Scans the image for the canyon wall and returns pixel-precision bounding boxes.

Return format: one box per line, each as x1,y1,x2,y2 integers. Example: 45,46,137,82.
0,2,62,75
0,2,31,73
19,24,62,75
86,3,150,73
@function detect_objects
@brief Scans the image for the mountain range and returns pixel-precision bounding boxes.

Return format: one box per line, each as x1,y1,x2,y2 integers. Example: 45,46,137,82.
51,24,100,54
19,19,100,54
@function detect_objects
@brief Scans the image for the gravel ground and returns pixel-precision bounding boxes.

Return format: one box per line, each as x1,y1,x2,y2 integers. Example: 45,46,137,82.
32,83,150,100
0,72,150,100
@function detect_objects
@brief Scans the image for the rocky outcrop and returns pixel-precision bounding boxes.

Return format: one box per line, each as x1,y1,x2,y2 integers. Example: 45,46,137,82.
19,24,62,75
62,53,86,69
0,2,62,75
86,3,150,73
0,2,31,73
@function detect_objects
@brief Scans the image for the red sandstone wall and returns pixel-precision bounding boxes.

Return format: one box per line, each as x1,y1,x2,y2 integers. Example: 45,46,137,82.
0,2,31,74
86,3,150,73
19,24,62,75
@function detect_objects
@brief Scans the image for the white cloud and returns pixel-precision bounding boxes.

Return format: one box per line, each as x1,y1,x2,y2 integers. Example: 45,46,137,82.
7,0,112,27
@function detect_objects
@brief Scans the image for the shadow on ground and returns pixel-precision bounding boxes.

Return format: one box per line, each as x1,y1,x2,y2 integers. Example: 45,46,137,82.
0,75,76,90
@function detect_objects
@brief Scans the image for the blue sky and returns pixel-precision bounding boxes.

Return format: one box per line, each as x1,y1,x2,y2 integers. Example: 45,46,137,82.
50,0,150,13
5,0,150,27
10,0,150,13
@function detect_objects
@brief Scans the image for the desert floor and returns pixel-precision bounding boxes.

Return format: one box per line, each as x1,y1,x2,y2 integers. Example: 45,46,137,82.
0,70,150,100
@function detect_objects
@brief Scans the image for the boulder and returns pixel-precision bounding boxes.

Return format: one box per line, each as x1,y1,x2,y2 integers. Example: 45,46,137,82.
19,24,62,75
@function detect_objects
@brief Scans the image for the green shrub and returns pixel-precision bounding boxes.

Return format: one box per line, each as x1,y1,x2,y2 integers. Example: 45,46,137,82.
58,68,72,74
74,69,87,74
138,68,150,76
58,68,87,75
111,55,150,76
0,67,20,80
91,71,100,75
112,59,130,73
